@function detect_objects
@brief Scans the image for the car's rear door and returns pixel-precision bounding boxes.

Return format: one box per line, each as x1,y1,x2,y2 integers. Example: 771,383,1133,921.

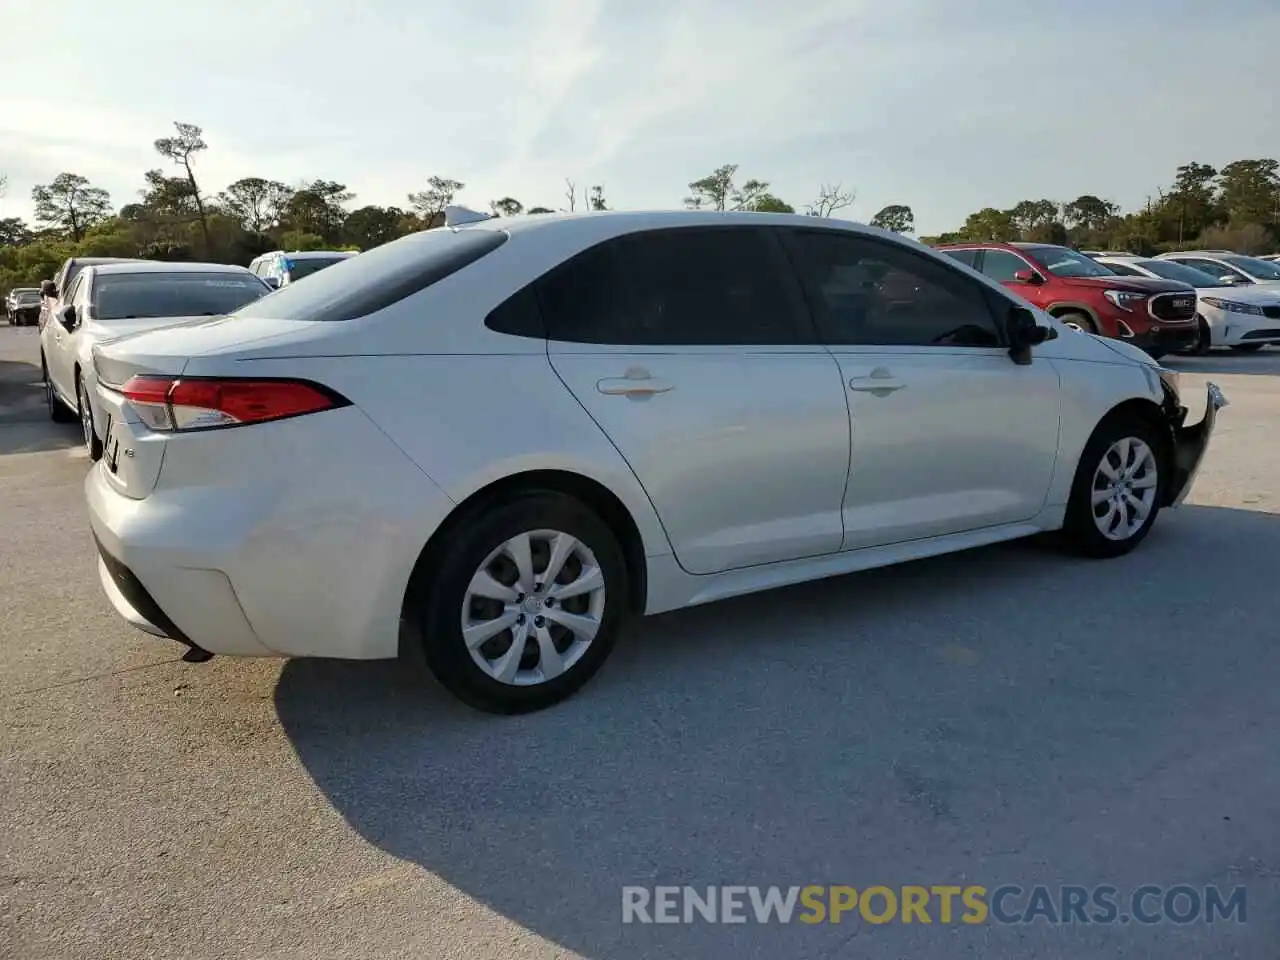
541,225,851,575
783,228,1061,550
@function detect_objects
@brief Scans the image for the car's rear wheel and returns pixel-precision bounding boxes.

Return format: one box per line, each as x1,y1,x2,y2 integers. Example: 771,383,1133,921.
1058,311,1096,334
78,377,102,460
1230,343,1264,353
1061,413,1164,558
411,492,630,714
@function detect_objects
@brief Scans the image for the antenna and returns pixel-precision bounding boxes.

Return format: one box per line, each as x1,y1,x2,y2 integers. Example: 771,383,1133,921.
443,205,496,228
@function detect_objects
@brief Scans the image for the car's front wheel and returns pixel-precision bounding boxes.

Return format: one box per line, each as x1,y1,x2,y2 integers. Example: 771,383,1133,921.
411,491,631,714
1061,413,1164,558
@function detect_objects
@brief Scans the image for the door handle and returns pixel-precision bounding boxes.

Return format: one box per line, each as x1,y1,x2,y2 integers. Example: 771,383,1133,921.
597,377,675,397
848,367,905,396
596,367,674,398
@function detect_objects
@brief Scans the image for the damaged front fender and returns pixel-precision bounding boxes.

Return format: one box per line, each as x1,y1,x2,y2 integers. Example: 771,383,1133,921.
1162,382,1228,508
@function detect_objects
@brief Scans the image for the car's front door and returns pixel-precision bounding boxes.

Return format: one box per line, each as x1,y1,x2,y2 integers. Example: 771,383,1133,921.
541,225,851,575
784,228,1062,550
978,248,1053,309
47,273,87,405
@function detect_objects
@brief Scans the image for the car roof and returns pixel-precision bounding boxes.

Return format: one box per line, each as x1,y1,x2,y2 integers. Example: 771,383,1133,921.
1160,251,1233,258
89,261,257,277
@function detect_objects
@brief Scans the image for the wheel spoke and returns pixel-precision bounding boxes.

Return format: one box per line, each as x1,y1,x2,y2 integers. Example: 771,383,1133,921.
542,533,577,587
462,608,519,650
548,565,604,600
1115,438,1132,473
492,623,528,683
1091,486,1114,506
1130,472,1157,490
544,608,600,641
533,625,566,680
468,569,518,603
1099,501,1119,532
1114,498,1130,533
1097,456,1119,481
505,533,536,593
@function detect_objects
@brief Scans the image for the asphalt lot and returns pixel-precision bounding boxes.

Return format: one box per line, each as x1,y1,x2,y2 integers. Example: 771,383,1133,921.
2,324,1278,960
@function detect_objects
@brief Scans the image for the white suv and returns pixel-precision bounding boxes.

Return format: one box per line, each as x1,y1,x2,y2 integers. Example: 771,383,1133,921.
86,210,1225,713
248,249,356,288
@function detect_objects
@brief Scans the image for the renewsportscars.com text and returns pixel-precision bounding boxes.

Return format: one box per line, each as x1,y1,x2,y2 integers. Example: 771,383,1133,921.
622,884,1247,926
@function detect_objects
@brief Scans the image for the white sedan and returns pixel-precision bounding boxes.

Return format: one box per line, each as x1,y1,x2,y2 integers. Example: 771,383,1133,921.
1096,255,1280,353
40,262,272,457
86,209,1226,714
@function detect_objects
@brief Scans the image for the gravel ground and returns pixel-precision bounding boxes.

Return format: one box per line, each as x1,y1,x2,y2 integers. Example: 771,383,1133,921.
2,325,1278,959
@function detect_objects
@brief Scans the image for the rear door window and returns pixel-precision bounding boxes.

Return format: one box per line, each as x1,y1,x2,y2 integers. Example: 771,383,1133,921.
536,226,811,345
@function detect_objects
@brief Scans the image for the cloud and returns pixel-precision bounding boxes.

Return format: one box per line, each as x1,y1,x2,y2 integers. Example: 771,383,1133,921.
1,0,1278,232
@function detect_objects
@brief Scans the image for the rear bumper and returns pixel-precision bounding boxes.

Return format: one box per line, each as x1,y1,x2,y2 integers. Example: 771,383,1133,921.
1163,382,1228,507
83,406,457,661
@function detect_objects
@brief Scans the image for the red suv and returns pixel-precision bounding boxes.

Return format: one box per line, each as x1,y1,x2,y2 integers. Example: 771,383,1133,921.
937,242,1198,358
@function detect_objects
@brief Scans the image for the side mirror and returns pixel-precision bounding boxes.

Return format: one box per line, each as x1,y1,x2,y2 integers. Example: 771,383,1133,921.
1012,269,1044,285
1006,306,1053,365
40,280,57,298
57,304,77,330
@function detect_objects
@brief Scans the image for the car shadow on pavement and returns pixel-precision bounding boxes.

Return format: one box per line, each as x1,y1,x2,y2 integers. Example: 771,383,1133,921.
0,359,81,455
275,504,1280,959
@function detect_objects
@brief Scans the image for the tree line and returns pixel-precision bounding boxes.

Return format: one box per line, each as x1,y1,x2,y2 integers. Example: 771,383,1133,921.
0,121,902,290
5,118,1275,293
919,159,1280,256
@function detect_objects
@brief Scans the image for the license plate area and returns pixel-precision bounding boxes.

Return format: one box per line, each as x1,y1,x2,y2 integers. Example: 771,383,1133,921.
103,415,121,473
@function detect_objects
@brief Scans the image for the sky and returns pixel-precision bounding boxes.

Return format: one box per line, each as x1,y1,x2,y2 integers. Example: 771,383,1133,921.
1,0,1277,236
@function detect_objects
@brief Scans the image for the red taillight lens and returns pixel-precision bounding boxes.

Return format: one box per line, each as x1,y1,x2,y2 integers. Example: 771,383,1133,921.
121,376,347,432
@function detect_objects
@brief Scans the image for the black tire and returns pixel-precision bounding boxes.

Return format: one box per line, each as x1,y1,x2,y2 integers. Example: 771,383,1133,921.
78,377,102,460
1179,318,1212,356
410,491,631,714
1230,343,1264,353
42,353,76,424
1060,413,1164,559
1058,311,1096,334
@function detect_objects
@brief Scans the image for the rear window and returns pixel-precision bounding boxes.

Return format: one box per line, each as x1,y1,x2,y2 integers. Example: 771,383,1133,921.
94,273,269,320
233,228,508,323
285,256,349,280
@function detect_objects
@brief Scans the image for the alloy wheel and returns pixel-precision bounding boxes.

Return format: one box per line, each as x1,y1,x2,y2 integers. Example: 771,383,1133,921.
1090,437,1158,541
78,383,94,452
460,529,607,686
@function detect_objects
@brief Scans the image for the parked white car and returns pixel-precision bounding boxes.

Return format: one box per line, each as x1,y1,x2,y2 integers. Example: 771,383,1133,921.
1155,251,1280,289
1096,256,1280,353
41,262,271,458
86,210,1226,713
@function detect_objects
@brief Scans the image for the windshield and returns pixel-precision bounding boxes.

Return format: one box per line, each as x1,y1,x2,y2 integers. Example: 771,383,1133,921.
1136,259,1225,287
1223,255,1280,280
93,273,268,321
1024,245,1115,278
285,256,349,280
15,291,40,304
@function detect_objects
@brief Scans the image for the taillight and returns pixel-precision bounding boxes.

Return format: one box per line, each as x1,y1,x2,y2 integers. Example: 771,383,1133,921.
121,376,349,432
